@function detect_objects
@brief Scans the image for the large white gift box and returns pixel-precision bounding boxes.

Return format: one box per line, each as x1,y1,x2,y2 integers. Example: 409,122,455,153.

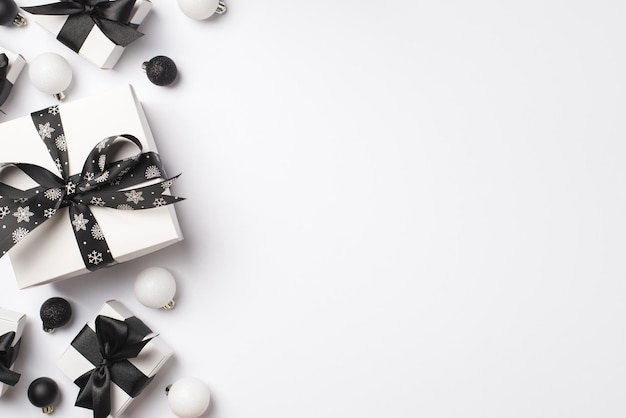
24,0,151,69
0,46,26,107
0,307,26,398
0,84,183,288
57,300,173,416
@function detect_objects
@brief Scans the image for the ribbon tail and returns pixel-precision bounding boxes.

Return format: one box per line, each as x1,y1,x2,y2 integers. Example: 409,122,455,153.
93,17,143,47
96,0,136,23
22,2,86,15
0,191,61,259
0,332,20,386
0,54,8,107
68,203,115,271
82,175,183,210
0,53,7,78
0,79,11,108
74,366,112,418
0,364,20,386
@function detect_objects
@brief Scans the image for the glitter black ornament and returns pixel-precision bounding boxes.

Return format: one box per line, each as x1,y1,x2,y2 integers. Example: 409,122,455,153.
28,377,59,414
40,297,72,333
142,56,178,86
0,0,25,26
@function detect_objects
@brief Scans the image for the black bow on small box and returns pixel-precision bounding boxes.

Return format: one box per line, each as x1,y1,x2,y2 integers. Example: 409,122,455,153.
0,53,13,108
23,0,144,54
0,106,183,271
71,315,154,418
0,331,21,387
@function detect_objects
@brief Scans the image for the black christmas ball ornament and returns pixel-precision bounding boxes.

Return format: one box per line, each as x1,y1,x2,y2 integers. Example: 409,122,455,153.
142,56,178,86
40,297,72,333
28,377,59,414
0,0,25,26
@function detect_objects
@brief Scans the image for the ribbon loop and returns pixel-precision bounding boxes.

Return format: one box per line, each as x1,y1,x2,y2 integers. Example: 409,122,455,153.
72,315,154,418
23,0,143,53
0,53,12,107
0,331,21,386
0,54,7,79
0,105,183,271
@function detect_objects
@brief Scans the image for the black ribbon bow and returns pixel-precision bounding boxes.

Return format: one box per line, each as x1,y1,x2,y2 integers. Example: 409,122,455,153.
23,0,143,53
0,331,21,387
0,106,182,271
72,315,154,418
0,53,13,108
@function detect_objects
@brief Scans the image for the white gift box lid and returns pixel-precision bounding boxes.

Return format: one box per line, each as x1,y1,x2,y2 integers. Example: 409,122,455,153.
0,84,184,288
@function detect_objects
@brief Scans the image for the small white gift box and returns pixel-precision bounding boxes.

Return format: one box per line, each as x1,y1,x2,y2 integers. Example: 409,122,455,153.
0,84,183,288
24,0,151,69
57,300,173,416
0,308,26,398
0,46,26,107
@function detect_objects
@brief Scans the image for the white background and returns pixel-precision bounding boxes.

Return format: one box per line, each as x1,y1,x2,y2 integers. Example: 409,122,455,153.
1,0,625,417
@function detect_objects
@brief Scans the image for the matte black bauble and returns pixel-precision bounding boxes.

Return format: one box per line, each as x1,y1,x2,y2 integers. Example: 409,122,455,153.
0,0,25,26
28,377,59,413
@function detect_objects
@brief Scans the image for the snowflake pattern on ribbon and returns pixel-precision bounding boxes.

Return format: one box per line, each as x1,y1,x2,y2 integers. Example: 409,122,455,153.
11,227,28,243
55,134,67,151
91,223,105,240
87,250,103,265
145,165,161,179
90,197,105,207
44,188,62,200
65,180,76,194
125,190,143,204
38,122,55,139
13,206,34,223
95,171,109,183
0,105,184,270
98,155,106,171
72,213,89,231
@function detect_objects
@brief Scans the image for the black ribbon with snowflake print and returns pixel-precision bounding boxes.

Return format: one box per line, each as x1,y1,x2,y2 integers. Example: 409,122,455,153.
0,105,183,271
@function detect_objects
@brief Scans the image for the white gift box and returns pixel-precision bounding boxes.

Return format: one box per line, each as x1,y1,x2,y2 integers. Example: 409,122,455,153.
26,0,151,69
57,300,173,416
0,84,183,288
0,46,26,106
0,308,26,398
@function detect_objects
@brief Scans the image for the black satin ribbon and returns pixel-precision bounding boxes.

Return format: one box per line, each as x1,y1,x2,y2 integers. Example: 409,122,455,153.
0,53,13,108
0,105,183,271
0,331,21,386
23,0,143,53
71,315,154,418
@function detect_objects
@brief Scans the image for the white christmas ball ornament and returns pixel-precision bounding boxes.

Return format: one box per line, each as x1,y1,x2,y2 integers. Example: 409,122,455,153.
134,267,177,309
167,377,211,418
29,52,72,100
177,0,226,20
